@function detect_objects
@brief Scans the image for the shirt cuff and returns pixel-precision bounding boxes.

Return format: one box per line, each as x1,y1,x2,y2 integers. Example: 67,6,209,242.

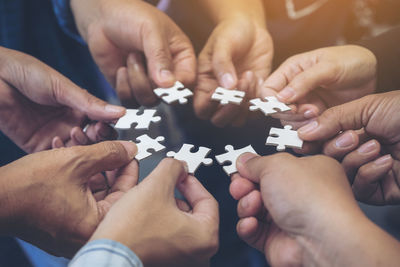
69,239,143,267
51,0,86,45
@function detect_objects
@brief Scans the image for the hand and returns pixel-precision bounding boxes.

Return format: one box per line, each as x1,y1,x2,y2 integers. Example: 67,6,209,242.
0,47,124,153
0,141,137,257
231,153,400,266
298,91,400,205
260,45,377,129
194,16,273,127
71,0,196,107
91,159,219,267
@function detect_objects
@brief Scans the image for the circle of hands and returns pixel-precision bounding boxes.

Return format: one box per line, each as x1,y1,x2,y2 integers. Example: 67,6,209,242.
1,0,400,266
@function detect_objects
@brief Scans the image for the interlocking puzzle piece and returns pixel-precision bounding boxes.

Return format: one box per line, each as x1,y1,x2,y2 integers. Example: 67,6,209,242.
154,81,193,104
135,134,166,161
115,109,161,130
266,125,303,151
215,145,257,175
249,96,291,116
211,87,245,105
166,144,213,174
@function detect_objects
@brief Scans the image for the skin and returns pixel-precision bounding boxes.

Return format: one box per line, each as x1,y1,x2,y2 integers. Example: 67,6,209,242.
91,159,220,267
70,0,196,107
298,91,400,205
230,153,400,267
0,141,137,257
0,47,123,153
194,0,272,127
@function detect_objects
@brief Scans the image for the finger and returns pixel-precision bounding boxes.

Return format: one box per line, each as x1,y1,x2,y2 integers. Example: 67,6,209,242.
176,198,191,212
322,131,360,160
212,39,238,89
70,127,89,146
116,67,139,108
236,217,268,252
52,136,65,148
85,122,118,143
73,141,137,178
143,30,175,88
276,63,338,103
237,190,263,218
177,175,219,220
170,37,197,88
126,53,158,107
342,140,381,182
352,155,393,202
229,176,257,200
142,158,188,197
298,96,373,141
235,153,266,183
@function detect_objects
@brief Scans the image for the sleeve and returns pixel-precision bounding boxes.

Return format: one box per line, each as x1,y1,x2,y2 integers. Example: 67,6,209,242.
358,27,400,93
68,239,144,267
51,0,86,45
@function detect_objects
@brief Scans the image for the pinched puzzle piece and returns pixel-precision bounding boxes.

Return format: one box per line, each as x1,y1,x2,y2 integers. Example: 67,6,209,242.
135,134,166,161
266,125,303,151
211,87,245,105
249,96,291,116
167,144,213,174
215,145,257,175
115,109,161,130
154,81,193,104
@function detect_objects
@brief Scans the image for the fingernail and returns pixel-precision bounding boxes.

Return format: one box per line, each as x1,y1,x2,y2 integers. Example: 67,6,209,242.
159,69,174,83
277,87,295,101
119,141,138,158
238,153,258,165
105,104,125,114
182,161,189,174
221,73,235,89
374,155,392,166
304,109,317,119
335,133,356,148
357,141,377,154
241,197,249,209
298,120,319,134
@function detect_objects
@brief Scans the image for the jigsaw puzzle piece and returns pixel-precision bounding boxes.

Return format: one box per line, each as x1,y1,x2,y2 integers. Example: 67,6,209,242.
115,109,161,130
154,81,193,104
215,145,257,175
249,96,291,116
211,87,245,105
135,134,166,161
166,144,213,174
266,125,303,151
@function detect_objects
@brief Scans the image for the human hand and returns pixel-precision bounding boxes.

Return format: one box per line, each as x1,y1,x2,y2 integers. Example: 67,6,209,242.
298,91,400,205
194,16,273,127
0,47,124,153
91,159,219,267
260,45,377,129
71,0,196,107
0,141,137,257
231,153,400,266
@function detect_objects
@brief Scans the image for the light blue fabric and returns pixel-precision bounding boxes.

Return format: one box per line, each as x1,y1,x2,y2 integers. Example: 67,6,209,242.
69,239,143,267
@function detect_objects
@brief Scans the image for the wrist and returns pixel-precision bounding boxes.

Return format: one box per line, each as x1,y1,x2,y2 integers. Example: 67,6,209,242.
70,0,102,41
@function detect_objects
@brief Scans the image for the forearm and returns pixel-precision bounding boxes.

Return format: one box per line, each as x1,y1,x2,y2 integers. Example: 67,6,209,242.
199,0,266,27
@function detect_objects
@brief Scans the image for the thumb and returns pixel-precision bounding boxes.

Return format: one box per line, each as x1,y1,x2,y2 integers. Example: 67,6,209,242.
53,77,126,121
72,141,137,179
143,31,175,88
297,95,374,141
212,39,238,89
235,153,268,184
141,158,188,198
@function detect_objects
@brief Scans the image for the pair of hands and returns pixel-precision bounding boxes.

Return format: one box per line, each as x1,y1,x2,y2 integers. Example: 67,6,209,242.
70,0,273,127
0,141,219,265
229,152,400,266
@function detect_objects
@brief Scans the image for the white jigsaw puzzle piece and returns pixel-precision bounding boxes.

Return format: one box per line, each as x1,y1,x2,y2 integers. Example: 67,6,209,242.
211,87,245,105
135,134,166,161
266,125,303,151
154,81,193,104
215,145,257,175
249,96,291,116
115,109,161,130
166,144,213,174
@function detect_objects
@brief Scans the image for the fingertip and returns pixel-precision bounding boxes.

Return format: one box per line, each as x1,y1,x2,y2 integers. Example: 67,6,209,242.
118,141,138,159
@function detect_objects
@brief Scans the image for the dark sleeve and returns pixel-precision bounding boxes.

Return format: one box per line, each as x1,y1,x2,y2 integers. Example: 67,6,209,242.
358,27,400,93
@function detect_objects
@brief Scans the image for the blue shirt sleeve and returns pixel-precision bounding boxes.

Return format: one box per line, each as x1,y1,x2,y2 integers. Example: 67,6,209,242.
51,0,86,45
69,239,144,267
